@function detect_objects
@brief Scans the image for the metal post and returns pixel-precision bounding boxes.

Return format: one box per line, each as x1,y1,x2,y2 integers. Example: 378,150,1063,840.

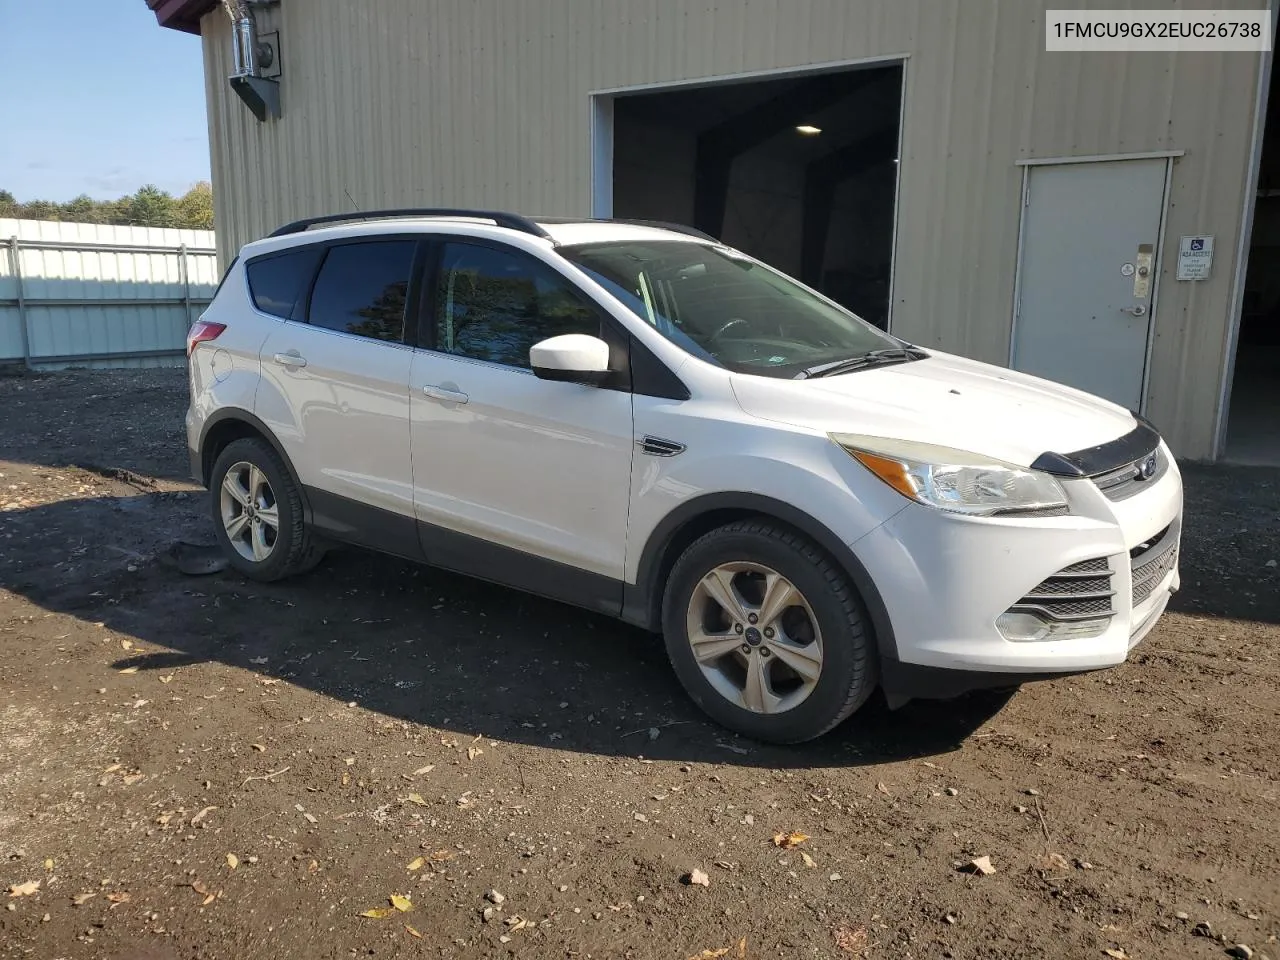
7,237,31,368
178,243,192,327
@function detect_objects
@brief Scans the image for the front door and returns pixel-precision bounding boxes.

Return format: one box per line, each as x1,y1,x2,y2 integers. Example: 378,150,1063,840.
409,239,633,611
1012,157,1168,410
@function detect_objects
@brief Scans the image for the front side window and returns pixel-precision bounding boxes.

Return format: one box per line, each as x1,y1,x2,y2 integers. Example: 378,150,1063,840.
560,240,901,379
308,241,416,342
434,242,601,368
245,248,319,319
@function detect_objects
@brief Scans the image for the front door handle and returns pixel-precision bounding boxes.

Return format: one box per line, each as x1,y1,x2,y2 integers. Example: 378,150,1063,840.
422,384,469,404
272,351,307,368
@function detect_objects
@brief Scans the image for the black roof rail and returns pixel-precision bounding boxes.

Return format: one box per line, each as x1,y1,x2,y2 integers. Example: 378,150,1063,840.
267,208,554,240
535,216,718,243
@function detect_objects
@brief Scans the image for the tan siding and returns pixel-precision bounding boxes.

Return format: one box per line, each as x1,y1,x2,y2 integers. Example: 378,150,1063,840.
200,0,1266,458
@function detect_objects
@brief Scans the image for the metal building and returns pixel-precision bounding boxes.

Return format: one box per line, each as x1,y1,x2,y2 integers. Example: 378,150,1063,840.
150,0,1277,461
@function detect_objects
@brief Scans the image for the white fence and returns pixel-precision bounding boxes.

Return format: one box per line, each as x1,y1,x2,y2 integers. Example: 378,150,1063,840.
0,219,219,369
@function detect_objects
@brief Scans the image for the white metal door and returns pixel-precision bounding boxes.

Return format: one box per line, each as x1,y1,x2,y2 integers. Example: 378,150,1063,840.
1012,158,1168,410
408,353,633,579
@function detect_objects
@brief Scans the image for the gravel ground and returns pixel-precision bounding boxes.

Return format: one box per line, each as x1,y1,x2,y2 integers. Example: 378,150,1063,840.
0,368,1277,960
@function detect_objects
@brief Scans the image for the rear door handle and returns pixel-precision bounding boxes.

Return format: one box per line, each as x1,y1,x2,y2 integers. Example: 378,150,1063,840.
272,351,307,368
422,384,469,404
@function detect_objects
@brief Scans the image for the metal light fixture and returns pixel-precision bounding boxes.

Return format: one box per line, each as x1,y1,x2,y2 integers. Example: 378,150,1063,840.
795,124,822,136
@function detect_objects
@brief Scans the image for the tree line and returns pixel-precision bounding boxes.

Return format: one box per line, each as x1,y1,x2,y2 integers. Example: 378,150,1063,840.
0,183,214,231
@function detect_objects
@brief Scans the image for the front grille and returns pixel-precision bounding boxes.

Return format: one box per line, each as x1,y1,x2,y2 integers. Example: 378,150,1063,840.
1009,558,1115,622
1131,525,1178,606
1092,448,1166,501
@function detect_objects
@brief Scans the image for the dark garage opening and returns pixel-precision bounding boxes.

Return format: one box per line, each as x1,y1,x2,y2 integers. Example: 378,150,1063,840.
608,63,903,329
1226,53,1280,465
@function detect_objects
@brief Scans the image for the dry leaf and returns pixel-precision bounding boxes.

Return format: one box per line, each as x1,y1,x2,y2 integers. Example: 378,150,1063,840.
106,891,130,907
876,781,891,795
685,869,710,887
1104,950,1129,960
405,793,427,807
122,773,144,786
71,892,96,906
156,813,173,826
390,894,413,912
7,880,40,897
257,676,281,685
103,763,123,774
158,674,174,684
406,857,425,872
201,893,216,906
687,949,731,960
404,924,422,938
961,855,996,876
411,764,435,776
428,850,454,862
118,666,139,674
772,831,809,849
226,853,239,870
192,880,211,896
737,938,747,959
42,859,53,871
121,639,133,650
1042,852,1070,871
467,746,483,761
800,851,817,869
190,805,216,824
360,907,395,919
251,743,265,752
504,915,528,931
834,924,869,953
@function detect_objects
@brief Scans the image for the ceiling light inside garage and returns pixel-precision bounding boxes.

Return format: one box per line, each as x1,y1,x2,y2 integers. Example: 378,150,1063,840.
795,124,822,135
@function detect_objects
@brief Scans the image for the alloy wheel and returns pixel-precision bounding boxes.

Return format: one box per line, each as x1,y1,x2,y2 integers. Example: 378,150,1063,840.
219,461,279,563
685,561,824,714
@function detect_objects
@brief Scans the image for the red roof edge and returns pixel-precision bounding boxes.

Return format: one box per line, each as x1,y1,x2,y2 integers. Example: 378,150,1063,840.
146,0,218,34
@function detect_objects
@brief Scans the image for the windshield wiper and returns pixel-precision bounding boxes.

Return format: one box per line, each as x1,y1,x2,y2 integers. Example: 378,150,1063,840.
793,345,927,380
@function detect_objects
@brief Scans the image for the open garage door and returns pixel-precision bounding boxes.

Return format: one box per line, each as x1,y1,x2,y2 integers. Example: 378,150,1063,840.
594,61,904,330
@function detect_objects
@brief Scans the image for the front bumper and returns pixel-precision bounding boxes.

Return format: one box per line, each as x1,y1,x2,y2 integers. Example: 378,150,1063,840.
854,450,1182,704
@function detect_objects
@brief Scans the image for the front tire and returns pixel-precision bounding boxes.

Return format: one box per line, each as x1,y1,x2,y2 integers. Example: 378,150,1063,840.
662,519,878,743
209,437,323,582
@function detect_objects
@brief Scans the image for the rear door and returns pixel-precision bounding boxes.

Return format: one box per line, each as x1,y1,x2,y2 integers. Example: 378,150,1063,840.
255,237,425,556
408,239,634,608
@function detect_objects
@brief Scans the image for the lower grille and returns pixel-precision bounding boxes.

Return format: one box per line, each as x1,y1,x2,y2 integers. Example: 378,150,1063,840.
1131,525,1178,606
1010,558,1115,622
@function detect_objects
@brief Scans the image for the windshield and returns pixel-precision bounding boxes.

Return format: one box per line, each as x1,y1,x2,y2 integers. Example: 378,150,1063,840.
559,240,901,378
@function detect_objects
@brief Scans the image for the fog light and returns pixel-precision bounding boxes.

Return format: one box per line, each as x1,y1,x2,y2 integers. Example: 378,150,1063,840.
996,611,1110,643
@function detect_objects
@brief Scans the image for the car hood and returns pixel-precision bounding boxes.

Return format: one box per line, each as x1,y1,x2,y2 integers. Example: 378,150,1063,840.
730,350,1139,468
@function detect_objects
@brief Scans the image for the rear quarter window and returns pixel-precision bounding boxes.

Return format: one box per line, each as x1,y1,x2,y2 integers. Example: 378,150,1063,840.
245,247,322,319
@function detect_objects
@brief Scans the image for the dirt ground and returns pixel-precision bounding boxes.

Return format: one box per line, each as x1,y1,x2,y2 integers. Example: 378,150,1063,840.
0,369,1277,960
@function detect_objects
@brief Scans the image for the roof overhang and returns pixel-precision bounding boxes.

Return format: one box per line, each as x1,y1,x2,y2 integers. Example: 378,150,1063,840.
146,0,218,34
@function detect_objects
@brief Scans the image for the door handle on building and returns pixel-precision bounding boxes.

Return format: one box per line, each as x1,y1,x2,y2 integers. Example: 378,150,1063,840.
422,384,469,404
1120,305,1147,317
272,351,307,368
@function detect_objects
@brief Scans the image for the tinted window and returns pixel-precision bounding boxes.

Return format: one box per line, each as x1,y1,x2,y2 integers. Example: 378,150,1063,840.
308,241,416,342
245,248,319,318
435,243,601,367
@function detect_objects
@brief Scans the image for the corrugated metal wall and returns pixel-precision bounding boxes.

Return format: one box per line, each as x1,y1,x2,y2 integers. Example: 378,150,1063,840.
0,219,218,369
199,0,1267,459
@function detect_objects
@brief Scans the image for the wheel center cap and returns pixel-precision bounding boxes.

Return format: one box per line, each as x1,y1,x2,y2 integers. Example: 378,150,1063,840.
744,626,763,647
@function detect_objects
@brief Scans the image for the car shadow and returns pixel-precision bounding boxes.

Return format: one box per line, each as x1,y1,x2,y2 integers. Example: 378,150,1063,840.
1,491,1017,769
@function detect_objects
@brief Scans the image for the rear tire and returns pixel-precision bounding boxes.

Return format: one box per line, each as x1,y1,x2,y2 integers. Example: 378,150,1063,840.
661,519,877,743
209,437,324,582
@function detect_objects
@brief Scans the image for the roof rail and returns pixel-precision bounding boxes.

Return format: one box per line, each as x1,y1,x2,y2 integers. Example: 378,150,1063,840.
535,216,718,242
267,208,554,240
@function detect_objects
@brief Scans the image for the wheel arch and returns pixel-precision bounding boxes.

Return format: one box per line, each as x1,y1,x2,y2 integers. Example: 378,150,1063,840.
198,409,312,525
623,493,897,664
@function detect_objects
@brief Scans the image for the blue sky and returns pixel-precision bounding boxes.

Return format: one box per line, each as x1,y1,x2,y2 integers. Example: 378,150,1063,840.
0,0,210,201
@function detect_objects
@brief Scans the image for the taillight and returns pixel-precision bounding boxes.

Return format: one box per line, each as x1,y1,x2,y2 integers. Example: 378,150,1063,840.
187,320,227,356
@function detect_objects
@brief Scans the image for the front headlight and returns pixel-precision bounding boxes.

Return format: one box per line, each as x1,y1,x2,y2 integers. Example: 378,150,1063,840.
830,434,1068,517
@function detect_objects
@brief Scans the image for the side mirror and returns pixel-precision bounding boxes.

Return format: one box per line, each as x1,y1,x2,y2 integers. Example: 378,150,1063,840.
529,334,611,385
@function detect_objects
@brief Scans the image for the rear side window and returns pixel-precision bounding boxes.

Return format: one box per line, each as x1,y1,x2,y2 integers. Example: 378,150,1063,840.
307,241,416,342
245,248,320,319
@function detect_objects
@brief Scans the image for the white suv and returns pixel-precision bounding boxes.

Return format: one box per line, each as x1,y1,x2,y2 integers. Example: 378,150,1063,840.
186,209,1183,743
